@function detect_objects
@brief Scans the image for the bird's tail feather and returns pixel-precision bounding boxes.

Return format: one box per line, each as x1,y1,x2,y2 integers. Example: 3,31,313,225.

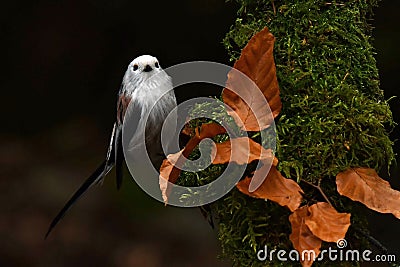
45,123,123,239
115,125,123,190
45,160,114,239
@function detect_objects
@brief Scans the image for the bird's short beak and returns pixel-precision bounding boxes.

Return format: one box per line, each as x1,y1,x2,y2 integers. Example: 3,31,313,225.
143,65,153,72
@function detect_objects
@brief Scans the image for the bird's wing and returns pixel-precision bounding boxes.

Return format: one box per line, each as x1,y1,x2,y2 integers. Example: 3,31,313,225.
114,124,123,189
115,89,137,189
103,122,117,181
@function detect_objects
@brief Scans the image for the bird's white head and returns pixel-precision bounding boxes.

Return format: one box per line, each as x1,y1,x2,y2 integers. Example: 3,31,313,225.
129,55,161,74
122,55,168,94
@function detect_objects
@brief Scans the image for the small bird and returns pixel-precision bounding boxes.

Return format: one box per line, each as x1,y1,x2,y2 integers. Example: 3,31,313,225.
45,55,177,238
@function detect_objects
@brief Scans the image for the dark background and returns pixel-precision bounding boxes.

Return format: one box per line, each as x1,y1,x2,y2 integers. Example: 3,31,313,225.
1,1,399,266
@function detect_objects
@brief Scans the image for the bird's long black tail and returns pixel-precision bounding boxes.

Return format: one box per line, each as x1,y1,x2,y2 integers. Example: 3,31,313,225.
45,123,124,239
45,161,114,239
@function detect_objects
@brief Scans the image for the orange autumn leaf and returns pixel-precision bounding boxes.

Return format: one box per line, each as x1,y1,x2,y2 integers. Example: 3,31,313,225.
195,122,227,140
336,167,400,219
212,137,275,165
236,165,303,212
289,206,322,267
305,202,351,243
181,122,194,137
159,150,184,187
222,27,282,131
248,154,278,193
159,123,226,203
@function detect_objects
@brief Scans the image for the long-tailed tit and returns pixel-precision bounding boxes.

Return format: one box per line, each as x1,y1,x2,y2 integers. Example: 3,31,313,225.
45,55,177,238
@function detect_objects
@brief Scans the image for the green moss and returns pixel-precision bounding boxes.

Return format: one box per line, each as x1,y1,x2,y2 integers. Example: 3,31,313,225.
179,0,395,266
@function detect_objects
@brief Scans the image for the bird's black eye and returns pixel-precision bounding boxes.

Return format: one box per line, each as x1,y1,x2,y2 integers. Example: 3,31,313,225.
155,62,159,68
133,64,139,71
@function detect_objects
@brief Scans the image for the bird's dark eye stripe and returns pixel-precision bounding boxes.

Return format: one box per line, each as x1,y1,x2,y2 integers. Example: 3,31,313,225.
155,62,159,68
133,64,138,71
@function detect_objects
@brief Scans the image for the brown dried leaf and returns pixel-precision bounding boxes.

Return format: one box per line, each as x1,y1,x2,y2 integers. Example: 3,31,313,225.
159,150,183,185
289,206,322,267
248,154,278,192
236,165,303,211
212,137,274,165
222,27,282,131
196,122,227,140
181,121,194,137
159,123,226,203
336,167,400,219
305,202,351,243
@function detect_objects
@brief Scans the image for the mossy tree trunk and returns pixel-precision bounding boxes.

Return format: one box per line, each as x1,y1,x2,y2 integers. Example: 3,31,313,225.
213,0,395,266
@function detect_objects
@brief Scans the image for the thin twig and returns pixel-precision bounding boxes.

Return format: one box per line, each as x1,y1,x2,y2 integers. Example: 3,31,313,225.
353,227,389,254
271,0,276,15
302,179,333,206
